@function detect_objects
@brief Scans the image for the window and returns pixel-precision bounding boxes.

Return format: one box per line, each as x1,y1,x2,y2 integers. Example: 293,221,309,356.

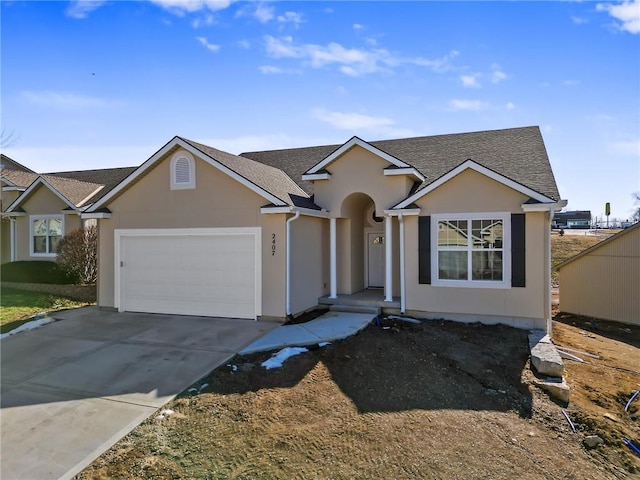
170,151,196,190
30,215,63,256
432,213,510,288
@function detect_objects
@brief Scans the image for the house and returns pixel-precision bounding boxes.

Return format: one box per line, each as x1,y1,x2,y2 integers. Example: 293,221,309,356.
557,222,639,325
82,126,566,332
551,210,591,229
0,160,135,264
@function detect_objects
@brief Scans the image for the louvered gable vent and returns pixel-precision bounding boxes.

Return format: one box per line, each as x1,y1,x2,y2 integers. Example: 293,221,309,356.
175,157,191,184
170,151,195,190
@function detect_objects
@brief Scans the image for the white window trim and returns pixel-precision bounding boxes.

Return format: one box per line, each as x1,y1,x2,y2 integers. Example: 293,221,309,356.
29,214,64,257
431,212,511,289
170,150,196,190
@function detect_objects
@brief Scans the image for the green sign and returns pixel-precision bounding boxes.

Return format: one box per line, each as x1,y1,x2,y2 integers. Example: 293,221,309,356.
605,202,611,216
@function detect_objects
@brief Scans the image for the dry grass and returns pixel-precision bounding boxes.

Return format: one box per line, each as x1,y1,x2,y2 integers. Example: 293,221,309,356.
76,318,638,480
551,234,609,283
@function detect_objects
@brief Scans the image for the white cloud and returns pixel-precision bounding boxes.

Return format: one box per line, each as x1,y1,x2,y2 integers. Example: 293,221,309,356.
196,36,220,52
2,145,156,172
562,79,580,86
313,109,394,130
278,11,304,27
191,14,216,28
312,108,417,137
259,65,283,74
264,35,459,76
353,23,363,30
237,40,250,49
448,99,490,111
149,0,234,16
460,74,481,88
21,91,120,109
506,102,516,110
66,1,106,19
490,64,508,83
572,16,588,25
254,3,275,23
610,139,640,156
597,0,640,34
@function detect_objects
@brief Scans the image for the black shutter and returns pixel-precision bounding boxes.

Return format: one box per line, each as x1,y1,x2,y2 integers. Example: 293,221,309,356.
511,214,526,287
418,216,431,284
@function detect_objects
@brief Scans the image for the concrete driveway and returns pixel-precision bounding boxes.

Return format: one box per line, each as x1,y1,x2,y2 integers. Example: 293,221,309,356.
0,306,277,480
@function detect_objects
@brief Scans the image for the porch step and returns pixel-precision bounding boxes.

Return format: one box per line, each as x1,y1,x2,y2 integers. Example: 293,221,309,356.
329,304,381,315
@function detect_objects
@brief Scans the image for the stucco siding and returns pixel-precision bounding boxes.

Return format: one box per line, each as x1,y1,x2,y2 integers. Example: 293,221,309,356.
559,227,640,325
290,215,328,316
97,151,288,318
403,169,546,328
313,145,414,215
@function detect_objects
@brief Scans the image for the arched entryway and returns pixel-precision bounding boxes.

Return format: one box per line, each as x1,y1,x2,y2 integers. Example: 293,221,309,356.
332,192,397,297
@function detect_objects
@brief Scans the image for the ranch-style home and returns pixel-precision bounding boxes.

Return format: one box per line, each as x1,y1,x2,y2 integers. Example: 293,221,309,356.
77,126,565,332
0,155,135,264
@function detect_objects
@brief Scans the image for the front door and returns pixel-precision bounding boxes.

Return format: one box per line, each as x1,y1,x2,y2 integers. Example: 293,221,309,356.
367,233,385,288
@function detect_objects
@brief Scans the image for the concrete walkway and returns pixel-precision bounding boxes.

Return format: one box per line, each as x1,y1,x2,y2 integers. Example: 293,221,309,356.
241,310,375,354
0,307,277,480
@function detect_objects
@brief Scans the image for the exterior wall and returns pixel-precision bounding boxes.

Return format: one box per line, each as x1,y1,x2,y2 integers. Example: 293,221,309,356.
1,189,21,263
559,226,639,325
0,220,11,264
14,187,81,261
313,145,414,216
97,150,288,318
404,169,546,329
290,215,329,316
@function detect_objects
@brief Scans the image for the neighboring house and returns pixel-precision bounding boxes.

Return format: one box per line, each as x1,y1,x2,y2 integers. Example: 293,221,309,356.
0,162,136,264
551,210,591,229
557,223,639,326
83,126,566,332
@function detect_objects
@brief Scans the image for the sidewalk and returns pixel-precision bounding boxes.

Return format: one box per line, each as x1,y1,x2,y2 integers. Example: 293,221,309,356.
241,311,376,354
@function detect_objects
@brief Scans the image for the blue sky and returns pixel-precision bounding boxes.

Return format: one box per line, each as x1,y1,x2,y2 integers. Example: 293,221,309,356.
2,0,639,220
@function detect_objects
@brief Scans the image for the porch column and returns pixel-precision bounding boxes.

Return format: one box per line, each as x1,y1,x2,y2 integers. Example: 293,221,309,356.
384,215,393,302
329,217,337,298
10,218,16,261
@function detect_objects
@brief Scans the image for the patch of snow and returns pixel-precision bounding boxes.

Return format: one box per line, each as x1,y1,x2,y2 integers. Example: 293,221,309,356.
198,383,209,393
160,409,174,416
262,347,309,370
0,316,55,340
318,342,331,347
187,388,198,394
228,364,238,373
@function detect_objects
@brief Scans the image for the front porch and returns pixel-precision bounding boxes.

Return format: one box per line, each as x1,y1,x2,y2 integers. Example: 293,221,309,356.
319,289,401,309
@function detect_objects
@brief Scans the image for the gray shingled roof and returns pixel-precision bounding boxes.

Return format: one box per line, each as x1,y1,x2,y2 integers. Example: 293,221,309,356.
46,166,137,204
0,154,36,173
1,169,39,188
241,126,560,201
181,137,310,206
40,175,104,207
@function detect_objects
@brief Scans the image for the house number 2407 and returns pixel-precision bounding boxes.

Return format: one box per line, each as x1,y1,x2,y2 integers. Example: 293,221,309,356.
272,234,276,256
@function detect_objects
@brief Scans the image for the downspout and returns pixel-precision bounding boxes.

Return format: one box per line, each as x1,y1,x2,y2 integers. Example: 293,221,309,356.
546,210,554,336
286,210,301,317
398,213,406,314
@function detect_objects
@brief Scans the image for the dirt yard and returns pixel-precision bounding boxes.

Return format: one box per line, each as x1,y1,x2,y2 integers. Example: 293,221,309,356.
76,314,639,480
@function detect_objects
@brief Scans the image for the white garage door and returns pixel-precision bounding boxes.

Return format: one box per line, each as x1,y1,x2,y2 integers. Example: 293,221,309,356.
116,229,260,319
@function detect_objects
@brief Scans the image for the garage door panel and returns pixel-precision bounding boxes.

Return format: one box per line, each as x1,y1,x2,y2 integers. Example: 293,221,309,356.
119,231,259,319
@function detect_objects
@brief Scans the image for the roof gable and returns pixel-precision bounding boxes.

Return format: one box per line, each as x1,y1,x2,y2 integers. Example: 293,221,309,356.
394,159,554,209
5,175,104,212
304,136,410,175
86,137,310,212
